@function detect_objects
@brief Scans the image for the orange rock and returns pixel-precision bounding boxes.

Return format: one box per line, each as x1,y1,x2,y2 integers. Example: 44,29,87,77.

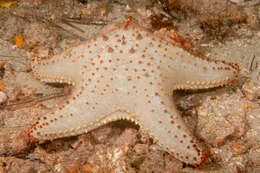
15,34,24,47
81,8,88,15
65,162,80,173
232,142,248,154
0,61,4,69
0,81,5,90
83,164,94,173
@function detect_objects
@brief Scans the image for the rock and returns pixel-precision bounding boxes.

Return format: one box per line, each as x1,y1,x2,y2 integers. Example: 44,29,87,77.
257,31,260,38
9,131,33,154
246,106,260,145
0,156,48,173
252,168,260,173
165,156,183,173
91,126,112,143
71,134,93,151
211,144,237,164
65,162,80,173
231,141,248,155
133,143,148,155
198,115,234,145
0,91,7,104
228,112,246,138
83,163,98,173
246,129,260,146
226,155,248,173
0,61,4,79
210,139,249,172
19,0,42,8
0,16,23,42
229,0,244,4
23,23,58,50
197,93,246,145
115,128,138,147
0,134,9,153
243,7,260,29
242,69,260,101
79,0,109,21
249,147,260,167
54,163,66,173
139,130,150,144
138,144,168,173
87,145,131,173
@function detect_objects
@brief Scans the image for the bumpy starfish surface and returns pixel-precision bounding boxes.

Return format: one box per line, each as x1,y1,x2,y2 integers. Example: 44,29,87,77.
27,18,239,166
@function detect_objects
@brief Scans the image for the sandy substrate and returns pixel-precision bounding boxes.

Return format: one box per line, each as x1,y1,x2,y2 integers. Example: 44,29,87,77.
0,0,260,172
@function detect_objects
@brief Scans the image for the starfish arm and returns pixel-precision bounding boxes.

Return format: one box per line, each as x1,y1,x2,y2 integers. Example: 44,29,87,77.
166,49,240,90
28,63,141,141
141,33,240,90
31,50,82,86
130,80,206,166
27,87,119,141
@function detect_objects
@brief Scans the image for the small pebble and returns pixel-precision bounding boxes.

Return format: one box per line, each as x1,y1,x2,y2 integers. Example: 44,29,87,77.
133,144,148,155
198,115,234,145
229,0,244,4
116,128,138,147
242,69,260,101
0,91,7,104
249,147,260,166
246,106,260,145
10,131,33,154
92,126,112,143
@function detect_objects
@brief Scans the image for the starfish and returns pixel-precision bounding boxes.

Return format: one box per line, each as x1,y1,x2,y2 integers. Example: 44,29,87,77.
27,18,240,167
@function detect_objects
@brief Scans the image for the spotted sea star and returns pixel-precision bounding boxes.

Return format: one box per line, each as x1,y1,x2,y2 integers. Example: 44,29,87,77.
27,18,240,167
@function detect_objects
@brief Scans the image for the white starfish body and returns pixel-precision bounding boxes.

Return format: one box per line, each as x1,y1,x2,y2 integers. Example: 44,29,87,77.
28,19,239,166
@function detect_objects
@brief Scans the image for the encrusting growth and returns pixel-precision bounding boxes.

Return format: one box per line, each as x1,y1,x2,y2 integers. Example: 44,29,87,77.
27,17,240,167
